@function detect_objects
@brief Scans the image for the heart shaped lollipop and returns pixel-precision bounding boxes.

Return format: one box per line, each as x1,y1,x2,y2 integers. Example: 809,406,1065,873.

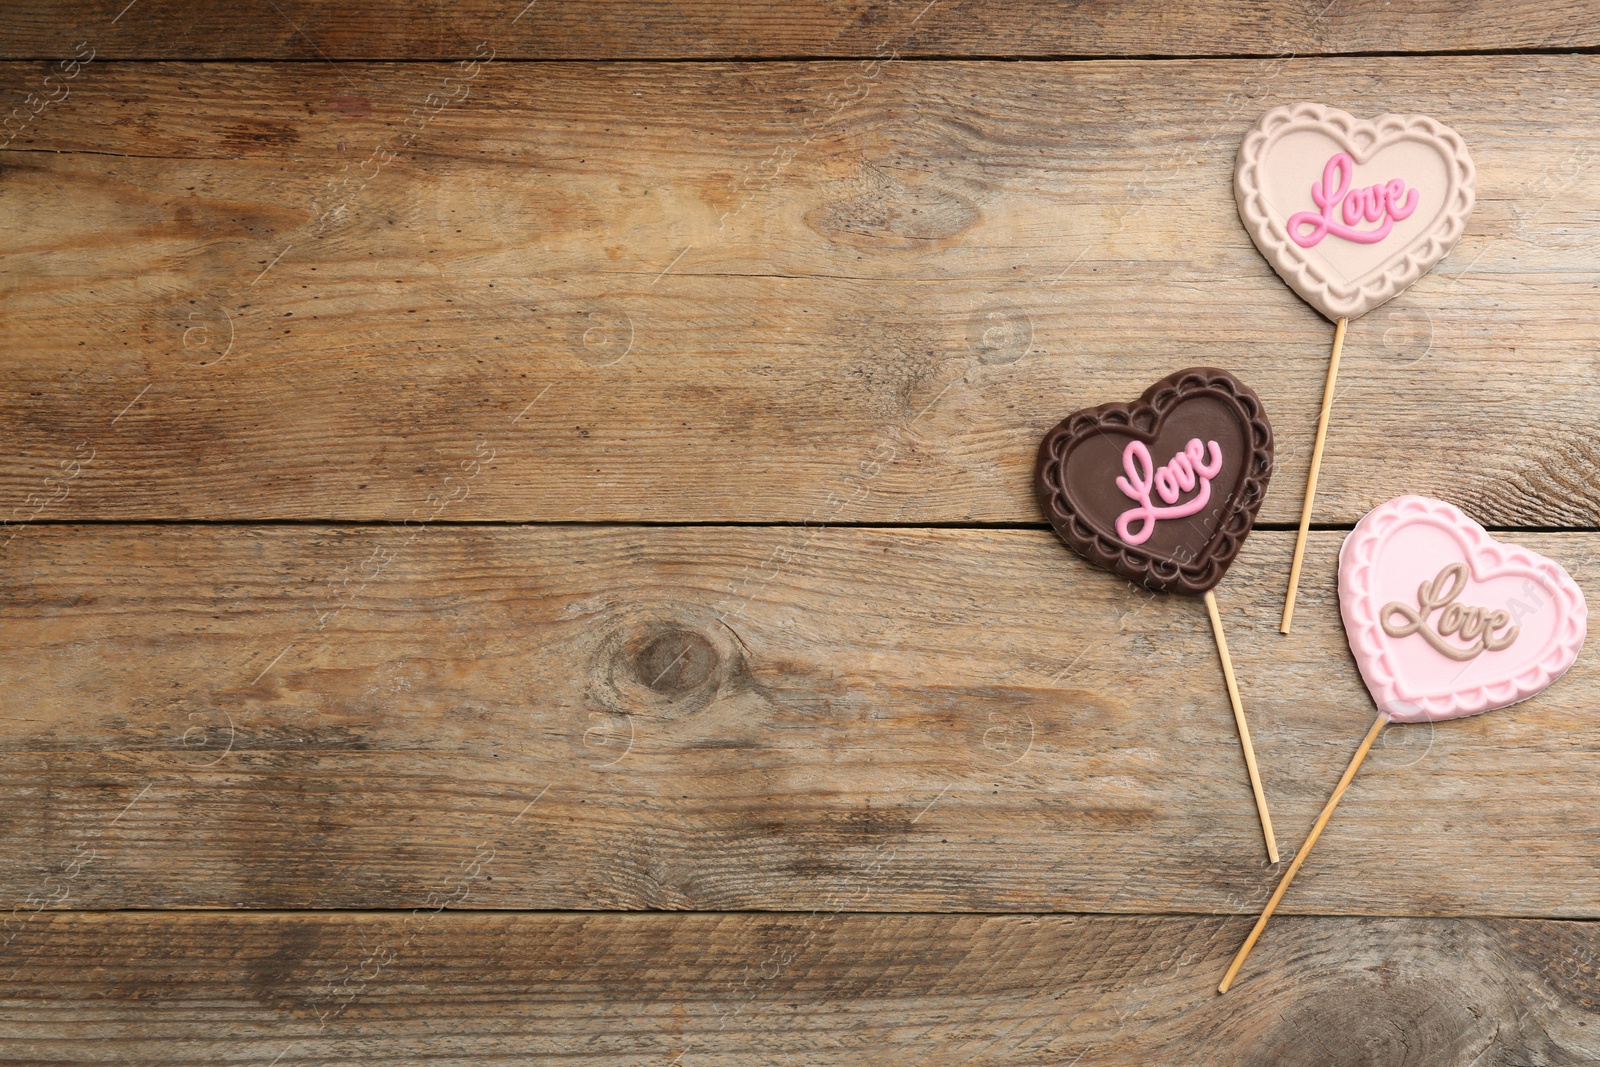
1236,102,1475,323
1220,496,1588,993
1035,367,1273,595
1340,495,1587,721
1235,102,1478,633
1036,367,1279,859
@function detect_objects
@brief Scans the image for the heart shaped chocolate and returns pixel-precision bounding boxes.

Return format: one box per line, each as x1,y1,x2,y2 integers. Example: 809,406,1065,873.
1236,102,1475,321
1340,496,1588,722
1035,368,1273,595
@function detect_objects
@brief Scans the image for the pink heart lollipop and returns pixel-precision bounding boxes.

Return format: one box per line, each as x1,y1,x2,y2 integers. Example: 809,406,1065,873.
1340,495,1586,721
1220,495,1588,993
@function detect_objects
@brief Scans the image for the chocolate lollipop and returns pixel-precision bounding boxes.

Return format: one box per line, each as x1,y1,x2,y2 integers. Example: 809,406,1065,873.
1235,102,1476,632
1036,367,1278,859
1219,495,1588,992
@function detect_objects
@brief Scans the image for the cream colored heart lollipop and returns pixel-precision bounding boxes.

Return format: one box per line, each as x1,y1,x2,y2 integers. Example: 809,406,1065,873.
1235,102,1475,633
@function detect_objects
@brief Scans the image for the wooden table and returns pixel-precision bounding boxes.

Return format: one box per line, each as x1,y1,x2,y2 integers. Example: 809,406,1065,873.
4,2,1600,1062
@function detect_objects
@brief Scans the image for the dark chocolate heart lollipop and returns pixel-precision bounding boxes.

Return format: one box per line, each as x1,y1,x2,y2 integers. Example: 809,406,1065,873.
1034,367,1274,595
1034,366,1279,860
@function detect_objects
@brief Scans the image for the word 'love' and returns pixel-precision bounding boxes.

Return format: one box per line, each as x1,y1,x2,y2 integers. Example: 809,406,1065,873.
1115,438,1224,546
1379,562,1520,661
1287,152,1418,248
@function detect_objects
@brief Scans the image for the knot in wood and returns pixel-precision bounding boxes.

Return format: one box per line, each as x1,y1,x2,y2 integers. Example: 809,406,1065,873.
630,628,717,696
586,606,745,719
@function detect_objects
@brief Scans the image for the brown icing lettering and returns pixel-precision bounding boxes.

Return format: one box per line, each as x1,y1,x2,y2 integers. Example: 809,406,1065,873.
1379,563,1519,661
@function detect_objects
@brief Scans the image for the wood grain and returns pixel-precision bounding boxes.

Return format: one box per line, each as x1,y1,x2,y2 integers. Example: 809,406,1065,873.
4,57,1600,525
4,0,1598,60
4,911,1600,1065
3,523,1597,914
6,3,1597,1054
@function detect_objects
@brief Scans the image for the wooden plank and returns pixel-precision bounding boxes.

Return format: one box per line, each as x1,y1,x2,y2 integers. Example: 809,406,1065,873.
3,524,1597,914
3,911,1599,1064
4,0,1598,60
4,57,1600,525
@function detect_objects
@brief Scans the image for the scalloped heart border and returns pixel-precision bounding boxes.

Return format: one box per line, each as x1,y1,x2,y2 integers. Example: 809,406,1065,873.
1235,102,1475,322
1338,495,1587,722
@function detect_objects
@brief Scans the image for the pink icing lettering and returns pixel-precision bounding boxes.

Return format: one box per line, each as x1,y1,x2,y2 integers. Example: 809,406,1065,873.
1287,152,1419,248
1114,438,1225,546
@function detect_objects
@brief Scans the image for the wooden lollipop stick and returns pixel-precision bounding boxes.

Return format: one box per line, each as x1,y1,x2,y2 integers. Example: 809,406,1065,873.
1203,588,1278,863
1281,316,1348,634
1218,710,1387,994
